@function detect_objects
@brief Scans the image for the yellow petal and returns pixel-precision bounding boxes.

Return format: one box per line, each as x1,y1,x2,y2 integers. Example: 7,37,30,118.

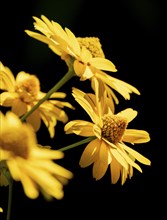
12,99,27,117
65,28,80,55
18,170,39,199
6,111,22,128
64,120,94,136
7,159,22,181
90,57,117,72
26,110,41,132
93,159,108,180
0,92,17,106
120,143,151,165
73,60,86,78
0,62,15,91
99,141,109,165
72,87,99,123
96,72,140,99
32,147,64,159
29,159,73,179
80,46,92,63
79,139,100,167
110,156,121,184
116,147,143,172
117,108,137,123
123,129,150,143
25,30,54,46
110,148,129,170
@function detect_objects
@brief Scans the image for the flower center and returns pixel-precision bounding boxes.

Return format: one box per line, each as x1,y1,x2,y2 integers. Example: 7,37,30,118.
101,114,128,143
15,74,40,103
0,128,30,158
77,37,105,58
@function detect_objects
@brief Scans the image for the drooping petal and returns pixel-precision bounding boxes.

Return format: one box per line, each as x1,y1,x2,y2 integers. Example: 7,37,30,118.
120,143,151,165
40,113,57,138
72,87,99,123
95,71,140,99
121,167,129,185
110,148,129,170
116,146,143,173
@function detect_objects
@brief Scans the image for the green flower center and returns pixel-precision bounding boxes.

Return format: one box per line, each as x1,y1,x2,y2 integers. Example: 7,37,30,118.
16,75,40,103
77,37,105,58
101,115,127,143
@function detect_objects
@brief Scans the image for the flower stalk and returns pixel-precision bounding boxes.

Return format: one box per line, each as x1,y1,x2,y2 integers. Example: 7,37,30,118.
6,178,13,220
58,136,96,151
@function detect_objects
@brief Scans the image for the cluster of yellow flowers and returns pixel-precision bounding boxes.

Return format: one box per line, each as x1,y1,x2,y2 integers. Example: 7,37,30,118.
0,15,151,216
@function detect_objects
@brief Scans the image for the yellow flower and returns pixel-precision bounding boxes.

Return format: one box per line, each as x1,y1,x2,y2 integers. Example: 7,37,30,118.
25,15,140,104
0,111,73,200
64,84,151,185
0,207,3,213
0,61,74,137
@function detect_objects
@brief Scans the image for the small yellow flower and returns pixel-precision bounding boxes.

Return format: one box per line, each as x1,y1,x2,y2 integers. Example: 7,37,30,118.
0,61,74,137
0,111,73,200
25,15,140,104
0,207,3,212
64,84,151,185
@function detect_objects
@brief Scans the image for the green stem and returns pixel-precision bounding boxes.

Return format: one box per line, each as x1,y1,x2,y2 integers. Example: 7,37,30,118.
21,68,75,121
6,178,13,220
58,136,96,151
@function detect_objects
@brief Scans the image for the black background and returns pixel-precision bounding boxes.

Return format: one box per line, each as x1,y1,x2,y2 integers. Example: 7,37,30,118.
0,0,165,219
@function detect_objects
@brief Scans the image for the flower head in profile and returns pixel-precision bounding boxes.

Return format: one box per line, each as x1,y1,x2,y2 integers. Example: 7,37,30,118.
0,61,74,137
25,15,140,105
0,111,73,200
64,82,151,184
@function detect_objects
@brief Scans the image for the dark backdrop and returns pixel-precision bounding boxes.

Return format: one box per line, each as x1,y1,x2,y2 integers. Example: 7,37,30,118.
0,0,165,219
